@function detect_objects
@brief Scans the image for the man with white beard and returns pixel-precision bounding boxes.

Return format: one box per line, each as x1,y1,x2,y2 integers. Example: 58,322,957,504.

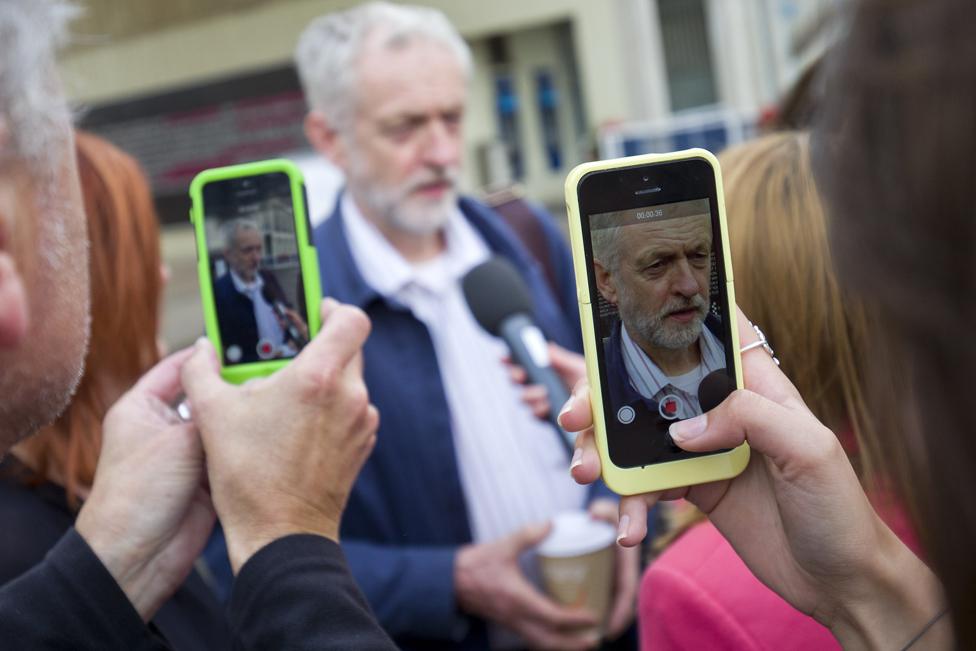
592,212,726,432
220,3,640,650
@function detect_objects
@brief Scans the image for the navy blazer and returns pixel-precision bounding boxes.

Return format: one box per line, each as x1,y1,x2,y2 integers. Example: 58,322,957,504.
314,195,608,650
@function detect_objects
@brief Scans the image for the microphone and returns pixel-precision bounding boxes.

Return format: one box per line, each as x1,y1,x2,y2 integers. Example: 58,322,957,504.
261,285,308,348
462,256,574,456
697,370,735,414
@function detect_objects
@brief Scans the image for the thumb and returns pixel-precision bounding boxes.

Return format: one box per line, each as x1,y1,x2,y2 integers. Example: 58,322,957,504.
131,346,196,404
180,337,224,408
506,521,552,556
668,389,836,470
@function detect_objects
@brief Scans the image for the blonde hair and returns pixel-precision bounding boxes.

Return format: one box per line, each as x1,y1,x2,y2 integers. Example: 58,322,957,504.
657,131,875,550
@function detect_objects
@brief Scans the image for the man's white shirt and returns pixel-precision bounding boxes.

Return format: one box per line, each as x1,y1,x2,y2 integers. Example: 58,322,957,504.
229,270,287,353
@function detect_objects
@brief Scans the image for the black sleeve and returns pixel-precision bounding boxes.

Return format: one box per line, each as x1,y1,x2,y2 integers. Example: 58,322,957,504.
0,527,167,650
229,534,397,651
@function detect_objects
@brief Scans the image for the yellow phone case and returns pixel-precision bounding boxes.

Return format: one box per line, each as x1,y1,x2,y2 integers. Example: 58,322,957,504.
564,148,749,495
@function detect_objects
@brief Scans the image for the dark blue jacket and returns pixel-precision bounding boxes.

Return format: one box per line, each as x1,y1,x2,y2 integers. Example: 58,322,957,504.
314,195,606,650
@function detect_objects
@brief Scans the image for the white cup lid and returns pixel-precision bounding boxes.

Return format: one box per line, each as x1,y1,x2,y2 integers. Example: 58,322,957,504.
536,511,617,557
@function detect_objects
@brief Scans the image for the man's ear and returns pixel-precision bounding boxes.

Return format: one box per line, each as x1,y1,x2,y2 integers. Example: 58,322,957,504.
304,111,347,170
593,259,618,306
0,252,28,348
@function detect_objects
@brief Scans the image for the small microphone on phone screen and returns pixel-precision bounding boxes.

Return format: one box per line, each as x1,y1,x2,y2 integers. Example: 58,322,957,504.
698,370,735,414
262,285,307,347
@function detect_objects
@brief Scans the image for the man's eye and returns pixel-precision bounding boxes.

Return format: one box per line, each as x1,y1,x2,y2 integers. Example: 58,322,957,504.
643,261,664,274
386,124,414,140
443,112,463,129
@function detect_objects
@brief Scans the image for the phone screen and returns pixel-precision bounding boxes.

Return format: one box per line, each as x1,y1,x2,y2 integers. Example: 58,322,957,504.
202,172,310,366
579,158,736,468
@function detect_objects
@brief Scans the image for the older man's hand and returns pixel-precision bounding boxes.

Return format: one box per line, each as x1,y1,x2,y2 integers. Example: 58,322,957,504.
455,523,601,651
181,299,378,572
76,349,216,621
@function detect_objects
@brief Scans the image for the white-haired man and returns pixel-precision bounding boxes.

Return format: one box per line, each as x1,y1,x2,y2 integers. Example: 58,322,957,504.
0,2,394,648
276,3,639,649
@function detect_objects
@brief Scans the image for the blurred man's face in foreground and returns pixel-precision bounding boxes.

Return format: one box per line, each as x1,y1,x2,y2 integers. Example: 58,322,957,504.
0,127,90,450
599,215,713,353
341,33,466,236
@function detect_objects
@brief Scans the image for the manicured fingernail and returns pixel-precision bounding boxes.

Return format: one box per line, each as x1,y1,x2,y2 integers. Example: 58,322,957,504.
669,414,708,443
570,448,583,471
616,514,631,543
557,399,574,426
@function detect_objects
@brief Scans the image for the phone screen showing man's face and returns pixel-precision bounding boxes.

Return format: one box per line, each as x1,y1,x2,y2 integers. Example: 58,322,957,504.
202,173,309,366
581,163,737,468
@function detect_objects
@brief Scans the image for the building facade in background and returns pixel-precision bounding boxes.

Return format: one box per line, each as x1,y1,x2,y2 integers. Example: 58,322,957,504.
67,0,841,220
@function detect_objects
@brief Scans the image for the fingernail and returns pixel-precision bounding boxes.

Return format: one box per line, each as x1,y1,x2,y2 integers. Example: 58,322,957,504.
669,414,708,444
556,398,573,427
195,336,208,349
616,514,630,543
570,448,583,471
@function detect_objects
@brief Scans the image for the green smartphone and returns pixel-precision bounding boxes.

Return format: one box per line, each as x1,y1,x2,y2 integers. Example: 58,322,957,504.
189,159,321,383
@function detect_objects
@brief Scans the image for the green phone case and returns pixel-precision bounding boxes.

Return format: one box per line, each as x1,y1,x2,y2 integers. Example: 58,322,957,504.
188,159,322,383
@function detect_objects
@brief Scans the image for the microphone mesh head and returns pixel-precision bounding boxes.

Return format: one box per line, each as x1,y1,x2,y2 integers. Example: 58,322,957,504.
462,256,534,336
697,370,735,414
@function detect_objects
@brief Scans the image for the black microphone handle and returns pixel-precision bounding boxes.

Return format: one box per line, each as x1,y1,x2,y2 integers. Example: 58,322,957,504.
498,313,575,456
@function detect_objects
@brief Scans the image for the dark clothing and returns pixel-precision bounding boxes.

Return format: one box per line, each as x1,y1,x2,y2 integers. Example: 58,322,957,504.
212,269,290,365
229,534,397,651
0,463,229,650
0,466,396,650
0,528,168,649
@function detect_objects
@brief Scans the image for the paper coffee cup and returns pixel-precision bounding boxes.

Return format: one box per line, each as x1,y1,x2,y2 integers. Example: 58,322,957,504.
536,511,617,632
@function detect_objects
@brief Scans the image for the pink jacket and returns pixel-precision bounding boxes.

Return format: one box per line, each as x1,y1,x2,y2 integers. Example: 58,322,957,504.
639,522,837,650
639,493,919,650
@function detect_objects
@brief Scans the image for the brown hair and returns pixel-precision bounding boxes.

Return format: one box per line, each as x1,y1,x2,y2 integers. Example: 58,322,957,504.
657,132,875,550
15,131,162,508
815,0,976,643
722,132,873,454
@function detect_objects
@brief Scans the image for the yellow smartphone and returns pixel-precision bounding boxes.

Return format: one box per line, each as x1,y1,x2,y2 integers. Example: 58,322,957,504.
565,148,748,495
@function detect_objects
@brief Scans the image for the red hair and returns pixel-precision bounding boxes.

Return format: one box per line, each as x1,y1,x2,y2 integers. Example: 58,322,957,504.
16,131,162,508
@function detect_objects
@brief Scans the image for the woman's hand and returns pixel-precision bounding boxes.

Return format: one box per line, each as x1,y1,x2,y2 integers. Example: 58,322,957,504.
560,307,947,649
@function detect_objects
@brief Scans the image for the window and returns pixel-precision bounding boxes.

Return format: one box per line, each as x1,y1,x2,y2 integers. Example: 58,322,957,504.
657,0,718,111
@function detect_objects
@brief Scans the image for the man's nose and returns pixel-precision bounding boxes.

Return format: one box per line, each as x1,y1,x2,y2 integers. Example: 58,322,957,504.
672,259,700,297
421,120,460,168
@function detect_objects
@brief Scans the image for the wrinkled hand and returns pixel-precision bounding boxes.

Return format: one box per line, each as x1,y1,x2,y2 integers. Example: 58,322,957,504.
455,523,600,650
507,344,588,420
587,499,638,640
182,299,378,572
76,349,215,621
560,307,945,650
